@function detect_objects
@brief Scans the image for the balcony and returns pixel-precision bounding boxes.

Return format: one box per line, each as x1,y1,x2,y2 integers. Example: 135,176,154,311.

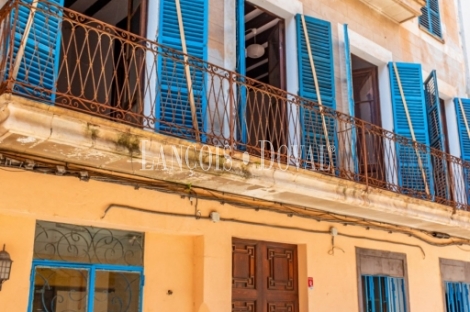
0,0,469,215
357,0,426,23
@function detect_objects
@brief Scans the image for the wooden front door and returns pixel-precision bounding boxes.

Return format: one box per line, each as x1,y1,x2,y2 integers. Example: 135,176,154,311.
232,238,299,312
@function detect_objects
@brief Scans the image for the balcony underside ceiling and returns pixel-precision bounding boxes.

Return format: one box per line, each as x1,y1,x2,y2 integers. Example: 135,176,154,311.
0,95,469,239
358,0,425,23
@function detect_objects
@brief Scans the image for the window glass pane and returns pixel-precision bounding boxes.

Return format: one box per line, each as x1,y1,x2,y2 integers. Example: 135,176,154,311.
445,282,470,312
94,271,141,312
32,267,89,312
362,275,407,312
34,221,143,266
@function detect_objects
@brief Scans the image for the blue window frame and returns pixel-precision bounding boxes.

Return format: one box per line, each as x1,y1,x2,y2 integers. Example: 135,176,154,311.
28,221,144,312
445,282,470,312
362,276,407,312
419,0,442,39
28,261,144,312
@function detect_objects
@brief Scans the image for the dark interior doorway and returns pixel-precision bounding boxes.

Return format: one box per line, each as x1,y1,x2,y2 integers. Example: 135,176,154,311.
57,0,148,121
351,55,385,186
242,2,286,158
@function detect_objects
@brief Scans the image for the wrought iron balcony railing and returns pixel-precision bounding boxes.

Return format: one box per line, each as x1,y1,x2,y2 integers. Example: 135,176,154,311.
0,0,469,210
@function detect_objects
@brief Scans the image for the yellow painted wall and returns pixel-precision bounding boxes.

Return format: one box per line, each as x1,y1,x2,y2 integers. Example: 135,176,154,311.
1,169,470,311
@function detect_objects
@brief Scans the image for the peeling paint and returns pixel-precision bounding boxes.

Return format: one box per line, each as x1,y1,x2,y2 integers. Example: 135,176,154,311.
60,147,110,160
17,136,37,144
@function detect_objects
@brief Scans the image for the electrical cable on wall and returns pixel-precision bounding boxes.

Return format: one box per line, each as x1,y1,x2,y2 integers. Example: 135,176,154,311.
2,150,470,252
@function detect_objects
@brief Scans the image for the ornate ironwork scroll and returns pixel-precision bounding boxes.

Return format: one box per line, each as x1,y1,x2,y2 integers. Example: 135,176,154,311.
34,221,143,266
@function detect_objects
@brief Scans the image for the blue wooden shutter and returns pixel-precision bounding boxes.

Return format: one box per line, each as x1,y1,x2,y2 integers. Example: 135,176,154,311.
236,0,247,145
362,276,407,312
389,62,434,197
419,0,442,38
343,24,358,175
156,0,208,139
445,282,470,312
454,98,470,204
8,0,64,102
386,277,407,312
296,14,336,169
424,70,449,200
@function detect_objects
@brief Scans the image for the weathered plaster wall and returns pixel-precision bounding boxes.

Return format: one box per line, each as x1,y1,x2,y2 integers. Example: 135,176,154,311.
1,170,470,311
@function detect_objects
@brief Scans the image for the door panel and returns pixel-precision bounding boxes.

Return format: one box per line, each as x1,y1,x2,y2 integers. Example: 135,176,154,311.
232,239,298,312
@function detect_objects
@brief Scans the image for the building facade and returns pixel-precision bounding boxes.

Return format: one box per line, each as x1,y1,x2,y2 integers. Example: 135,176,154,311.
1,0,470,311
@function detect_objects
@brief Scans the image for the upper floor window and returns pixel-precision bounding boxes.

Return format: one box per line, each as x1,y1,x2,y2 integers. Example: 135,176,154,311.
419,0,442,38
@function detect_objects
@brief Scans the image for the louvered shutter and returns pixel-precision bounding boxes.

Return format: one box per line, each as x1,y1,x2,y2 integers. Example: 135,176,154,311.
445,282,470,312
419,0,442,38
156,0,208,139
236,0,247,145
343,24,358,174
296,14,336,169
424,70,449,200
389,62,434,197
454,98,470,203
7,0,64,102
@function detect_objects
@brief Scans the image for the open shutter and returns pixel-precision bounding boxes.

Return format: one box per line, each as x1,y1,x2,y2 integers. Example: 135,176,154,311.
454,98,470,204
156,0,208,139
424,70,449,200
296,14,336,169
343,24,358,175
419,0,442,38
389,62,434,197
236,0,247,145
8,0,64,102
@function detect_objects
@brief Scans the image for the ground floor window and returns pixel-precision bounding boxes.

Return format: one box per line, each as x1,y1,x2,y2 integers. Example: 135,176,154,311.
356,248,409,312
440,258,470,312
362,275,407,312
445,282,470,311
29,221,144,312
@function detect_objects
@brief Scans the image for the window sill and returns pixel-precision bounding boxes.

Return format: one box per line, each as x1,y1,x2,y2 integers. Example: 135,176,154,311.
419,25,445,44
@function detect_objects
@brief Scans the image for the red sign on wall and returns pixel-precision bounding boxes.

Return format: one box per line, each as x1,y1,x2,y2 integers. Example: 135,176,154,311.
308,277,314,289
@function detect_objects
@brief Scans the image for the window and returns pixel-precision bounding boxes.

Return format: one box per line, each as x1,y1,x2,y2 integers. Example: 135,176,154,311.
419,0,442,38
29,221,144,312
440,259,470,311
357,248,410,312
